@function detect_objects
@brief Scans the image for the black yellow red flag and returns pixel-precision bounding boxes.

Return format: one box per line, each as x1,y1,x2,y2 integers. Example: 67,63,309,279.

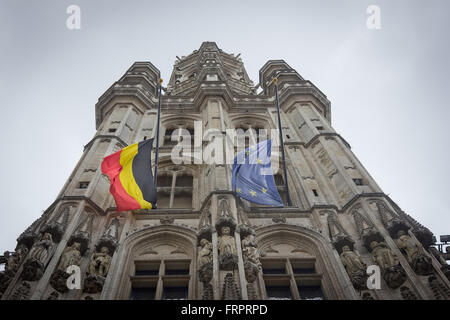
101,139,156,211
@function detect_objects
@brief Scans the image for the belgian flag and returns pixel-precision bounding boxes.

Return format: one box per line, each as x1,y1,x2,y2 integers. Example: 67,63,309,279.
101,139,156,211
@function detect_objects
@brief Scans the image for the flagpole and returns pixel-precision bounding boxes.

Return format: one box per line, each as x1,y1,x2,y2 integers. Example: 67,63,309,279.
273,78,292,206
154,78,163,192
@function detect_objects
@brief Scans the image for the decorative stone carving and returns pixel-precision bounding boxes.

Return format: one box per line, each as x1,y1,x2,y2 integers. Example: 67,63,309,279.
221,273,241,300
374,201,409,237
47,291,60,300
370,241,406,289
218,226,237,270
50,242,82,293
272,216,286,224
339,245,367,290
29,233,55,265
160,216,174,225
236,224,254,239
9,281,31,300
2,251,20,274
68,213,94,257
41,206,73,244
412,227,434,249
0,271,12,298
241,234,261,270
428,275,450,300
362,292,375,300
352,207,384,251
96,218,119,255
400,286,418,300
59,242,82,272
327,212,355,254
22,259,44,281
88,247,111,277
22,233,55,281
218,197,231,217
84,246,112,294
395,230,432,275
197,239,213,269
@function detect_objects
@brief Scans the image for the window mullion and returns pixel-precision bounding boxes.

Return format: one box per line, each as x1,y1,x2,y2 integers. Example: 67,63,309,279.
169,172,177,208
287,258,300,300
155,260,165,300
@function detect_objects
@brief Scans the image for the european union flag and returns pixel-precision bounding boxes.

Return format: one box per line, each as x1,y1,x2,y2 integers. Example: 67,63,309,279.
232,139,284,207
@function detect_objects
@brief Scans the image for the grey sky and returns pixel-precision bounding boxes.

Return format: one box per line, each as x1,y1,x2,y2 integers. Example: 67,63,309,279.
0,0,449,253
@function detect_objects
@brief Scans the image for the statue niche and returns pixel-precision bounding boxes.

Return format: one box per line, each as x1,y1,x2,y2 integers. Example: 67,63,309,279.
22,232,55,281
50,242,82,293
218,226,238,270
215,197,238,271
84,247,112,294
339,245,368,290
197,238,213,300
370,241,406,289
395,230,433,275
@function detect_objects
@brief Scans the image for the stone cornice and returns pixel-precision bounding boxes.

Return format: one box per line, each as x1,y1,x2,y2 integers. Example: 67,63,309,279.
95,84,158,128
83,135,128,152
43,196,106,217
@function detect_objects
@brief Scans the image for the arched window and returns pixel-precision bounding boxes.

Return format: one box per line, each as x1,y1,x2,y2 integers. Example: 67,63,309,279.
108,225,197,300
255,225,353,300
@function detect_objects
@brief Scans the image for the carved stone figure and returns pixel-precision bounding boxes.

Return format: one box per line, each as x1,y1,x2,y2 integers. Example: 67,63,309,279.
339,245,367,290
241,234,261,269
88,247,112,277
340,245,366,275
3,251,20,274
197,239,213,267
218,226,238,270
15,244,29,266
83,246,112,294
58,242,82,271
218,198,231,217
370,241,398,270
29,233,54,265
370,241,406,289
218,226,236,255
395,230,432,275
50,242,82,293
22,259,44,281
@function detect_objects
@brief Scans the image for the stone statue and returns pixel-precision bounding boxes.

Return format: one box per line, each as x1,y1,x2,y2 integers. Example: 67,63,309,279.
340,245,368,290
218,226,236,256
29,233,54,265
396,230,422,263
218,226,238,270
396,230,432,275
15,244,29,265
340,245,366,275
88,247,112,277
58,242,81,271
197,239,213,267
370,241,398,270
3,251,20,273
370,241,406,289
218,199,231,217
241,234,261,269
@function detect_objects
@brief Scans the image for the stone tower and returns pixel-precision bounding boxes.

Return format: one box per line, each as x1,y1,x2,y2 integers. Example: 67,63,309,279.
1,42,449,300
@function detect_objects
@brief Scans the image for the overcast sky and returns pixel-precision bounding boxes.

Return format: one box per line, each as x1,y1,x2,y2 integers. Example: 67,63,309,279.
0,0,449,253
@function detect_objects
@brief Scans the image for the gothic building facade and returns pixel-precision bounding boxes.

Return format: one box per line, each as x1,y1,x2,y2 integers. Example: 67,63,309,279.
1,42,449,300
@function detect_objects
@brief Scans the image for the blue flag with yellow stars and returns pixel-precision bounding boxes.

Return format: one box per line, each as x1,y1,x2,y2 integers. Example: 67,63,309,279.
232,139,284,207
